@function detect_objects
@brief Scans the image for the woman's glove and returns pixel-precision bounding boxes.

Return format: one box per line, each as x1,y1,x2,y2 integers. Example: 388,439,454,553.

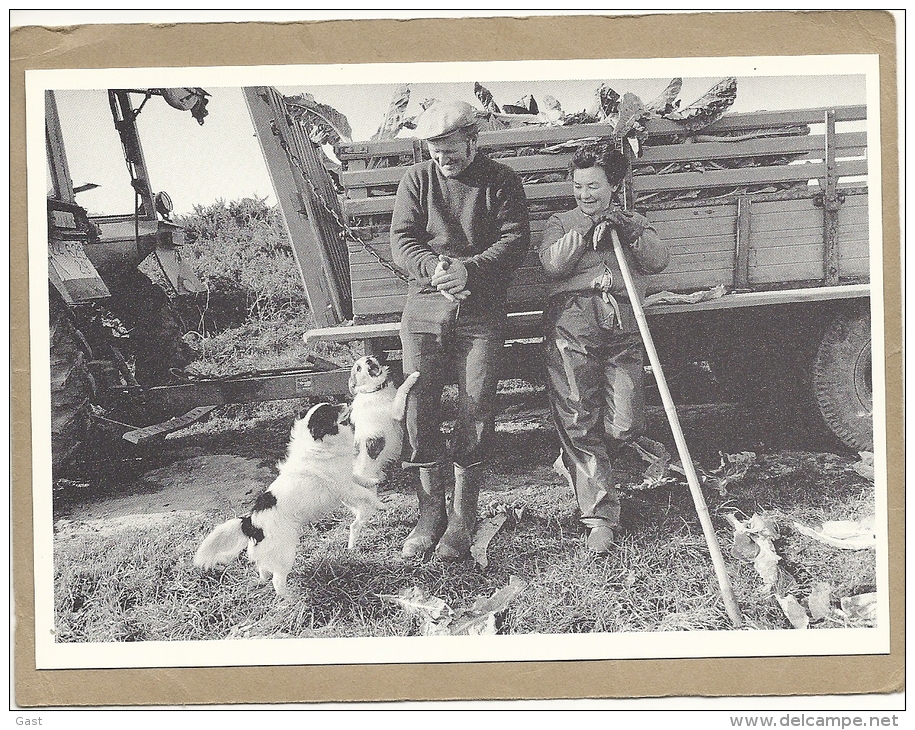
592,207,648,249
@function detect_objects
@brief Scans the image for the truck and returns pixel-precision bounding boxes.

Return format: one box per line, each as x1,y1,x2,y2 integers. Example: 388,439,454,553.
255,87,873,453
45,84,874,475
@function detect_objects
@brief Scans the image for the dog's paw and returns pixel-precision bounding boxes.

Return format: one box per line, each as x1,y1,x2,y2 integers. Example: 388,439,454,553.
272,574,292,597
402,371,420,390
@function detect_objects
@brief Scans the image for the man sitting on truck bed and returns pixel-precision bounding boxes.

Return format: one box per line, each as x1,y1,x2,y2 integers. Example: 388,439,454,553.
390,100,530,561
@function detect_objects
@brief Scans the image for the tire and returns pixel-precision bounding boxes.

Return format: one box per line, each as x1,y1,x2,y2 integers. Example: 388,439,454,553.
131,301,193,385
106,269,193,386
49,295,95,474
810,308,873,451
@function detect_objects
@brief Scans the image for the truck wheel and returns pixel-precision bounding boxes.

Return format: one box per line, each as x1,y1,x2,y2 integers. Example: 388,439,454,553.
811,309,873,451
49,295,95,474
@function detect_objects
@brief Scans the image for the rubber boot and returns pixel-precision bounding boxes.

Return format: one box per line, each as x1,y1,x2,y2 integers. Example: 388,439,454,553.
401,465,448,558
435,463,481,560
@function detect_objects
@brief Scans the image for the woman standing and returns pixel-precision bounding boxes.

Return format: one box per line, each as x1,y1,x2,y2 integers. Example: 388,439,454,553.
539,144,670,554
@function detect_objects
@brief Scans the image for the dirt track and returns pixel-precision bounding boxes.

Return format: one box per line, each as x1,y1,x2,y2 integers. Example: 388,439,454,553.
54,385,856,528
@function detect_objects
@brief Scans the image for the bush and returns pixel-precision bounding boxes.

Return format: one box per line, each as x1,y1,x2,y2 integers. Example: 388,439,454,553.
178,197,309,331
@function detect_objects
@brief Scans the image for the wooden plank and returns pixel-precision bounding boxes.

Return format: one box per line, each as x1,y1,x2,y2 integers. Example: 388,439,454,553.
638,131,867,165
353,297,405,317
342,158,868,217
340,132,868,193
342,153,573,187
750,224,869,246
647,269,735,292
350,272,873,317
838,239,870,259
350,232,865,293
279,91,353,316
641,163,815,193
839,257,869,278
136,370,354,412
751,193,867,215
646,283,869,313
305,321,401,344
353,234,740,267
348,236,735,273
735,197,752,289
752,207,823,233
662,237,737,253
346,218,552,251
749,244,869,272
350,236,737,283
647,204,737,223
635,159,867,194
664,250,736,271
349,226,736,266
653,215,737,239
752,244,824,267
307,310,547,344
335,105,867,159
352,278,408,298
755,226,870,251
663,104,866,133
750,262,823,284
751,206,867,234
243,86,341,328
121,406,218,445
346,283,870,333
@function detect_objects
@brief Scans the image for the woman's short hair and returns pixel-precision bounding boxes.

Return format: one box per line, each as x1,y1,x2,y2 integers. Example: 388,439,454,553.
569,143,628,185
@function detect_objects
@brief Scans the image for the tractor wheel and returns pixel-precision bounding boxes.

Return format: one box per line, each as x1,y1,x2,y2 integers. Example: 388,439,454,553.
49,295,95,474
810,308,874,451
132,300,194,386
106,269,194,386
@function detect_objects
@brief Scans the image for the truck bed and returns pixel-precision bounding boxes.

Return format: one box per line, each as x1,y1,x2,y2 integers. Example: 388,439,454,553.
334,105,868,322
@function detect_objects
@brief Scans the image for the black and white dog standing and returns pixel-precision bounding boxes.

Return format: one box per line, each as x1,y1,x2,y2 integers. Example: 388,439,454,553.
193,401,383,596
348,355,420,489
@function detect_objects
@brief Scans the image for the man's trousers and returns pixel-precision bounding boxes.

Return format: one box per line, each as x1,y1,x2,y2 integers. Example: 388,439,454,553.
401,311,504,469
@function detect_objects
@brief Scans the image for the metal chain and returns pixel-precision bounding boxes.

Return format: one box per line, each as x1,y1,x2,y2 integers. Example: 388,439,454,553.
272,120,410,283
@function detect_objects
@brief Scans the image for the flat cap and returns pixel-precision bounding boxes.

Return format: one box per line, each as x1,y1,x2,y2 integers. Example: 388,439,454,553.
411,100,479,141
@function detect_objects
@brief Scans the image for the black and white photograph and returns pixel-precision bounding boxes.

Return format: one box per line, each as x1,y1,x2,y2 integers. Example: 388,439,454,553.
27,51,889,673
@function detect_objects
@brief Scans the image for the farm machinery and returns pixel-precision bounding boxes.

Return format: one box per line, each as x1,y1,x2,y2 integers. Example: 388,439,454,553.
44,81,875,476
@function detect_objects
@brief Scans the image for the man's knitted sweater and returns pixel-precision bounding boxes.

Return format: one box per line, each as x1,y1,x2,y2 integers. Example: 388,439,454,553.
390,153,530,316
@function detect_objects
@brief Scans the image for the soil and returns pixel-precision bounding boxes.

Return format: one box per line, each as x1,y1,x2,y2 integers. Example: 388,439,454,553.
54,382,860,528
51,381,879,636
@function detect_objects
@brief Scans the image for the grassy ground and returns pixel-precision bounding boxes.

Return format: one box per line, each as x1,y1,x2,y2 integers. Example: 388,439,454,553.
53,384,877,642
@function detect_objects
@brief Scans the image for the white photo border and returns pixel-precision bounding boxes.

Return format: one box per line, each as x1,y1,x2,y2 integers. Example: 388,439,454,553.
27,53,890,670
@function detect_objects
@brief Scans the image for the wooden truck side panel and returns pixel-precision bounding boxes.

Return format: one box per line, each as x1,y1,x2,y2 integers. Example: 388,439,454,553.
344,194,869,317
336,105,868,323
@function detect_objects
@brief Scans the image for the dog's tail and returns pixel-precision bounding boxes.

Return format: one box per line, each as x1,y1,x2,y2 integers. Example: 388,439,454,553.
193,518,249,570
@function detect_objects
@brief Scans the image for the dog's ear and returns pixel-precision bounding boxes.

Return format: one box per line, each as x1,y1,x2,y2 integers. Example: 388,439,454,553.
305,402,340,441
349,358,366,394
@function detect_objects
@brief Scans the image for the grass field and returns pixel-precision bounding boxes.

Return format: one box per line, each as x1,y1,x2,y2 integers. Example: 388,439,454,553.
54,387,877,642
